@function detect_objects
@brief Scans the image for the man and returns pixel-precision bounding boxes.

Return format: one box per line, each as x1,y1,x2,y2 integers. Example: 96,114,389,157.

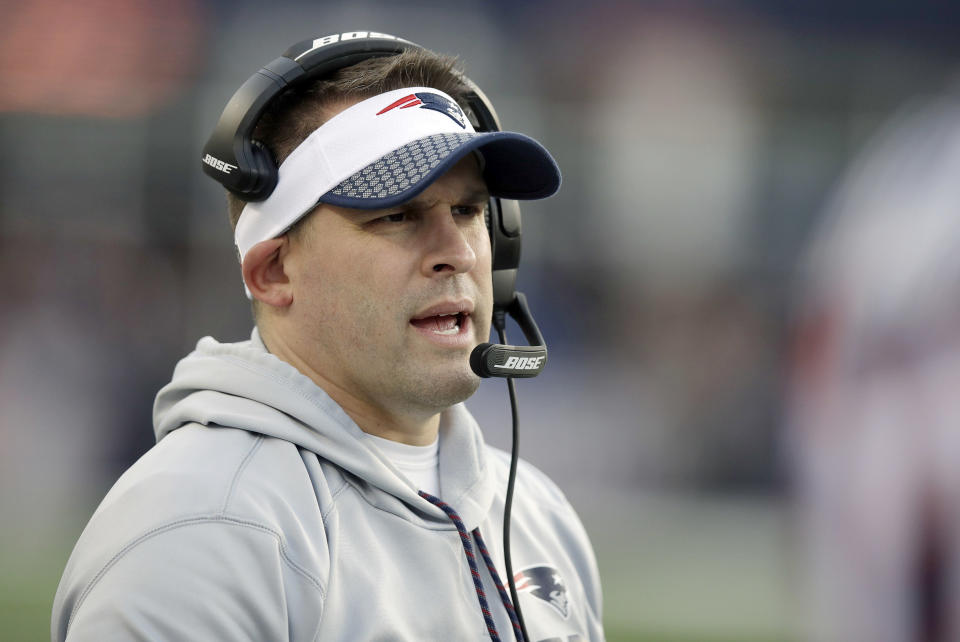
52,37,603,641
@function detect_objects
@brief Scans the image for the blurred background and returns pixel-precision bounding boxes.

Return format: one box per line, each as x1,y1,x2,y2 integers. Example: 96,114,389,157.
3,1,960,640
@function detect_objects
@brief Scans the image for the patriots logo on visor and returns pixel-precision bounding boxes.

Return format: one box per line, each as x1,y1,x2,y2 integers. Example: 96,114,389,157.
514,565,570,619
376,92,467,129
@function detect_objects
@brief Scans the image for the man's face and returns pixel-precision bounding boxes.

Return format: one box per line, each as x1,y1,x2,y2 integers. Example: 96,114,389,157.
280,155,493,420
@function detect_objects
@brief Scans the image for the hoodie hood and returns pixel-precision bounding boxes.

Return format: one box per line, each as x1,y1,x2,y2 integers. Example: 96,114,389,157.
152,329,494,529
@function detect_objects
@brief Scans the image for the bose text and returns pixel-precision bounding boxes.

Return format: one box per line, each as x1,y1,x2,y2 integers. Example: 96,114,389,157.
494,355,545,371
203,154,237,174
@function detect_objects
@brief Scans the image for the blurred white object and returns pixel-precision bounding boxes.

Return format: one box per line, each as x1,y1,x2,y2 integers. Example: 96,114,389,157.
788,82,960,642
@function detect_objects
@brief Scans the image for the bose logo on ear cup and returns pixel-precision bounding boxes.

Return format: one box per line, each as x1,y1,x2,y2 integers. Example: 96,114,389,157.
202,154,238,174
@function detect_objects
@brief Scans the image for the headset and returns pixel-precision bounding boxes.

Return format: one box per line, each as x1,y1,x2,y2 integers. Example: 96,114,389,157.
202,31,551,640
202,30,547,380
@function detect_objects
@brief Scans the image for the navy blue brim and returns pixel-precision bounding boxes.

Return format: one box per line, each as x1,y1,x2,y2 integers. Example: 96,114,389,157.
317,131,561,209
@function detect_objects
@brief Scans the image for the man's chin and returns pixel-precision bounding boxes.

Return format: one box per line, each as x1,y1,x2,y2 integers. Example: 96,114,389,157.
427,364,482,406
396,360,481,412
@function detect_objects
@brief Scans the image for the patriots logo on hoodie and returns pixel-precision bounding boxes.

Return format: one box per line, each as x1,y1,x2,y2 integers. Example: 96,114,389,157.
514,565,570,619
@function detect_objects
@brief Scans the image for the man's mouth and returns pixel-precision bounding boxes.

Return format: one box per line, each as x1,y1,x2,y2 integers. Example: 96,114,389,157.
409,300,474,344
409,312,467,336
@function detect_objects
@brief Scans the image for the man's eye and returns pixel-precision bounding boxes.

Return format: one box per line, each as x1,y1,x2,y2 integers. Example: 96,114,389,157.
453,205,484,217
378,212,406,223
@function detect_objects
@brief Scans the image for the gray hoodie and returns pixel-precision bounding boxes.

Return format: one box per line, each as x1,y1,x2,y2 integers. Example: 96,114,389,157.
52,331,604,641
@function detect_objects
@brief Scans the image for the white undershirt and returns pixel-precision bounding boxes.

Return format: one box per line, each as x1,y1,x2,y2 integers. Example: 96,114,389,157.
366,433,441,497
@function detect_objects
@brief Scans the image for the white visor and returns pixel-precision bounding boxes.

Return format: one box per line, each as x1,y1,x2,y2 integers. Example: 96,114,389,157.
234,86,560,264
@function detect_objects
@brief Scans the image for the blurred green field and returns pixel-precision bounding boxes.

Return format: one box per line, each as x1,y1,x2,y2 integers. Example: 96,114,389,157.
575,490,799,642
1,537,67,642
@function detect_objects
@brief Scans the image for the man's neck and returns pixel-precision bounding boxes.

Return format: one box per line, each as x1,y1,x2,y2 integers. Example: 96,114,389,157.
340,406,440,446
259,325,441,446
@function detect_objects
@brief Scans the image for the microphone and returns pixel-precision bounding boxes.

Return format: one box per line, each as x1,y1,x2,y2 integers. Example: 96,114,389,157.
470,292,547,378
473,292,544,640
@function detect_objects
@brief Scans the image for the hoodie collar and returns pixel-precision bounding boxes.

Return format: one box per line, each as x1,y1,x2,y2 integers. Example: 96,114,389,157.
152,329,494,529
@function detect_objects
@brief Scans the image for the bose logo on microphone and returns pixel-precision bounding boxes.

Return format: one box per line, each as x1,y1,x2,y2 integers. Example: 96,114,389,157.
494,356,545,371
203,154,237,174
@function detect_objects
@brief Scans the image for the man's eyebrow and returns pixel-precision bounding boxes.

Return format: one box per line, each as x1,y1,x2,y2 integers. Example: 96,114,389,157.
400,189,490,211
461,189,491,204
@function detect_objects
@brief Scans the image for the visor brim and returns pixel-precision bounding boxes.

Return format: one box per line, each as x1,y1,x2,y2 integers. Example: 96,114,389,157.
316,131,561,209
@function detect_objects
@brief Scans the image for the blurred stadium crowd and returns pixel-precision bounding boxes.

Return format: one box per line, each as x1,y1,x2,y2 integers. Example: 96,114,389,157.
2,1,960,640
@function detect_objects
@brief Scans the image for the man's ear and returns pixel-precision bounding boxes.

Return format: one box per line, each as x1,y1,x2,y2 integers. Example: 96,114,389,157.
242,238,293,308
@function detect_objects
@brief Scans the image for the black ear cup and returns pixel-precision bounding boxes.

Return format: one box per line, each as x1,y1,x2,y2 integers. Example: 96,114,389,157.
247,140,278,201
488,198,522,308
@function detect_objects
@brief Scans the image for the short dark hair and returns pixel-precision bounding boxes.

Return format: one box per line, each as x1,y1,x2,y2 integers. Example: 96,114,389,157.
225,49,473,229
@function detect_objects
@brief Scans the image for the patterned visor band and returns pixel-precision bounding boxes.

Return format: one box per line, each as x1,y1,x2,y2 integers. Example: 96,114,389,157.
234,86,561,264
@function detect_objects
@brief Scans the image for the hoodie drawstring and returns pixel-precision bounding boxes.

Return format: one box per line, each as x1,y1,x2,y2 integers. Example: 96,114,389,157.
418,491,524,642
472,527,524,641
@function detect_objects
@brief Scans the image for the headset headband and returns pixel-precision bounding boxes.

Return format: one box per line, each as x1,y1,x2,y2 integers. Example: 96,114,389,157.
201,31,503,201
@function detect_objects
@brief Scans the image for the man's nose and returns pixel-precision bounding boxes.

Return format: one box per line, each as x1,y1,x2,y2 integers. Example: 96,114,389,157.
420,211,478,276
